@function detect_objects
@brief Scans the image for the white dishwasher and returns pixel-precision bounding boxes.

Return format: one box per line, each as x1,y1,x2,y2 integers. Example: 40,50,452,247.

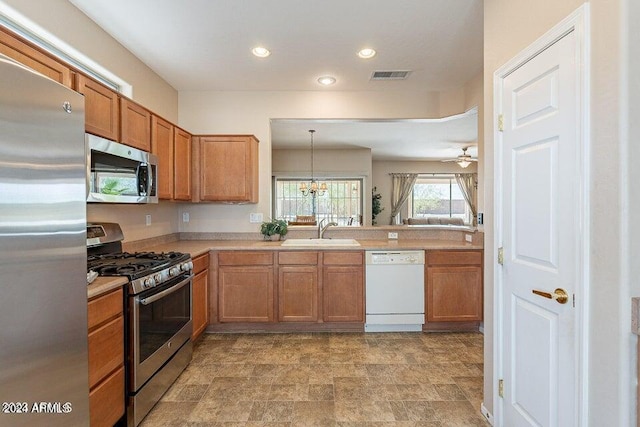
365,250,425,332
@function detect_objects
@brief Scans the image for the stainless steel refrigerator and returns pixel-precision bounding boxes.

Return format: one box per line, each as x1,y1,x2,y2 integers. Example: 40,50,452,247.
0,54,89,425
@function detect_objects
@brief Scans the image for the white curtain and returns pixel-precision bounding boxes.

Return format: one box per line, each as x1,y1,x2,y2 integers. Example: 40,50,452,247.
389,173,418,225
455,173,478,225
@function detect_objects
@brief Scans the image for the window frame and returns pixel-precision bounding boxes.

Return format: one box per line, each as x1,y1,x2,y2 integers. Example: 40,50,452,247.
273,176,364,226
408,174,470,223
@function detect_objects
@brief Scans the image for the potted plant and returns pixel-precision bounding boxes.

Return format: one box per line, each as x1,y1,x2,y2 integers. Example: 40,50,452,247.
372,187,384,225
260,218,288,241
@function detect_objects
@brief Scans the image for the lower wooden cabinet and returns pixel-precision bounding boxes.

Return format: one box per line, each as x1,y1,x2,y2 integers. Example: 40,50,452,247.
218,251,275,322
191,253,209,340
425,250,483,328
278,252,319,322
322,252,364,323
87,287,124,427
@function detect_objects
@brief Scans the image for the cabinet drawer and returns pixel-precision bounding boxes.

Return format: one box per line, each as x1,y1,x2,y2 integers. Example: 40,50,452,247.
218,251,273,266
89,366,124,427
323,251,363,265
88,288,123,330
88,316,124,388
427,250,482,266
278,251,318,265
193,253,210,274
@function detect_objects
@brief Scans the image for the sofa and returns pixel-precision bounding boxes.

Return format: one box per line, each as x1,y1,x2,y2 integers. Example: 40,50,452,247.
402,217,466,226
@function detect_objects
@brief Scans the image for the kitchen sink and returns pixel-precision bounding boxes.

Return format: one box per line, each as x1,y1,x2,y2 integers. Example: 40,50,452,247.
281,238,360,247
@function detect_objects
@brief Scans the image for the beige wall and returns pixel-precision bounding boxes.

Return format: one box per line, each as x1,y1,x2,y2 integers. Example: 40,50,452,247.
371,160,477,226
178,90,442,233
1,0,178,120
484,0,632,425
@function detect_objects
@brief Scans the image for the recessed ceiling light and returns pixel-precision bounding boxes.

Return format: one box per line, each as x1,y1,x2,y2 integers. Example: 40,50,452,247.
317,76,336,86
251,46,271,58
358,48,377,59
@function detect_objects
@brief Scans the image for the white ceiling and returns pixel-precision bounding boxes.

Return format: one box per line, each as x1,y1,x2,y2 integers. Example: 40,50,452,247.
68,0,482,160
68,0,483,92
271,109,478,161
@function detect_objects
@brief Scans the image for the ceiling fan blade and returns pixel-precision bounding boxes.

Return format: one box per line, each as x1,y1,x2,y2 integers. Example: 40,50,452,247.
440,159,458,162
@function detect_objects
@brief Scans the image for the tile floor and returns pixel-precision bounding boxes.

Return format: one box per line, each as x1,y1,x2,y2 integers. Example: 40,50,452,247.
141,332,489,427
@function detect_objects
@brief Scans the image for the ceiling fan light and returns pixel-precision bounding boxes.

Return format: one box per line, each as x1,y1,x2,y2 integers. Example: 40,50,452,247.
458,160,471,168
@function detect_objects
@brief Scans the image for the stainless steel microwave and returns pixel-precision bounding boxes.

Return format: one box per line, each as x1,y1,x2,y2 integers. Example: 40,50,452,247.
86,134,158,203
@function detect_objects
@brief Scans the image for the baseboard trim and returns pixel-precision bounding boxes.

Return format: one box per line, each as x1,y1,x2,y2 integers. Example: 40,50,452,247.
481,403,494,425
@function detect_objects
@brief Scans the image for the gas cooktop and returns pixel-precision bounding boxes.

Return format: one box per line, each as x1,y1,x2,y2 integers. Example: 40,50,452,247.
87,251,190,279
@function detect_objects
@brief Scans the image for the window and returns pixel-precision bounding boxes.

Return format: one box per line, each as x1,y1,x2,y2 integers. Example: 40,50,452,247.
0,16,128,93
274,178,363,226
409,175,470,222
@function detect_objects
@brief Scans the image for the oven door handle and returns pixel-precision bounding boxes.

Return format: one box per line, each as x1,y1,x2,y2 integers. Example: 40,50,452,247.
138,275,192,306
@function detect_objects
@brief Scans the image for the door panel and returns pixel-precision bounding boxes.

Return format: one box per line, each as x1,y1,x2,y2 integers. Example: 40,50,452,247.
500,30,578,427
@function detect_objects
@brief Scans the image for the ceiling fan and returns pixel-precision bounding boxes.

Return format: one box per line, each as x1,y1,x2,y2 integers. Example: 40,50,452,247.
441,147,478,168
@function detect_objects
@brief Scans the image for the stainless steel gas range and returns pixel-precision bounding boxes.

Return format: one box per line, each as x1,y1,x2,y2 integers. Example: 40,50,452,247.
87,223,193,427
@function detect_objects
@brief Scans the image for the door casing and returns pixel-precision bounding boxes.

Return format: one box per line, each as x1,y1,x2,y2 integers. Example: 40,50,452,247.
492,4,590,426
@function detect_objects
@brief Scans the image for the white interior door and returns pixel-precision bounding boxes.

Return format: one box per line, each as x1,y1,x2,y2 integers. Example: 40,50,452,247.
497,28,582,427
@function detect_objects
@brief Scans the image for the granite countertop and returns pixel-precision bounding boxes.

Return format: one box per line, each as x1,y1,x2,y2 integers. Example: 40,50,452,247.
140,238,483,258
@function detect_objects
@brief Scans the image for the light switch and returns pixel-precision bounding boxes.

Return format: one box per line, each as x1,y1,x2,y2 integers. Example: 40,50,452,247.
183,212,190,223
145,214,152,226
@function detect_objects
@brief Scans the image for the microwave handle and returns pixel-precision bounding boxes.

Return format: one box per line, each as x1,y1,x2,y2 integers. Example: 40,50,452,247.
136,163,149,196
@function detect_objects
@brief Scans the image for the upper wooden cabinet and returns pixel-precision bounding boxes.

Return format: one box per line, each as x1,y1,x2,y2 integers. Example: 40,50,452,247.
195,135,259,203
76,74,120,141
151,115,175,199
0,27,73,88
120,98,151,152
173,128,192,201
151,118,192,201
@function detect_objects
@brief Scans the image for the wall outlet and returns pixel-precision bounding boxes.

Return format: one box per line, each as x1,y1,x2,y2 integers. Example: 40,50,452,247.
145,214,152,226
388,232,398,240
465,233,473,243
182,212,190,223
249,213,264,223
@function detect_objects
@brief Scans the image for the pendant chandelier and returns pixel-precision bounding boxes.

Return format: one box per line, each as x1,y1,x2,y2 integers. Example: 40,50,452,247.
300,129,327,196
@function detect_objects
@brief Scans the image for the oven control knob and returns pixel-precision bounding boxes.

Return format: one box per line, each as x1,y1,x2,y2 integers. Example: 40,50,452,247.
181,261,192,272
169,267,180,277
154,273,162,283
144,277,154,288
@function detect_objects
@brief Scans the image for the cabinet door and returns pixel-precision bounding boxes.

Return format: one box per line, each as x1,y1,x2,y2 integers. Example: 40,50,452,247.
173,128,192,200
279,266,318,322
199,135,258,203
120,98,151,151
151,115,174,200
192,270,209,340
323,266,364,322
0,27,73,87
89,366,124,427
426,265,483,322
218,266,274,322
76,74,120,141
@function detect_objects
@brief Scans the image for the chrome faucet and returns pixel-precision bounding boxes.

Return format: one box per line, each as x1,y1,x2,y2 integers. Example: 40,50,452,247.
318,218,338,239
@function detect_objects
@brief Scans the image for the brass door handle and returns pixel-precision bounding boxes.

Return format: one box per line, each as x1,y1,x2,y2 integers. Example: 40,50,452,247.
532,288,569,304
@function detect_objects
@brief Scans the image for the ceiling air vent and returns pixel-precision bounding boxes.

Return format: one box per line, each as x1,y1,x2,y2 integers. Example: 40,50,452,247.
370,70,411,80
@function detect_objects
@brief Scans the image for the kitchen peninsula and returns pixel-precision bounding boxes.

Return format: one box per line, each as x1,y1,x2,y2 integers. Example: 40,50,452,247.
104,226,484,335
